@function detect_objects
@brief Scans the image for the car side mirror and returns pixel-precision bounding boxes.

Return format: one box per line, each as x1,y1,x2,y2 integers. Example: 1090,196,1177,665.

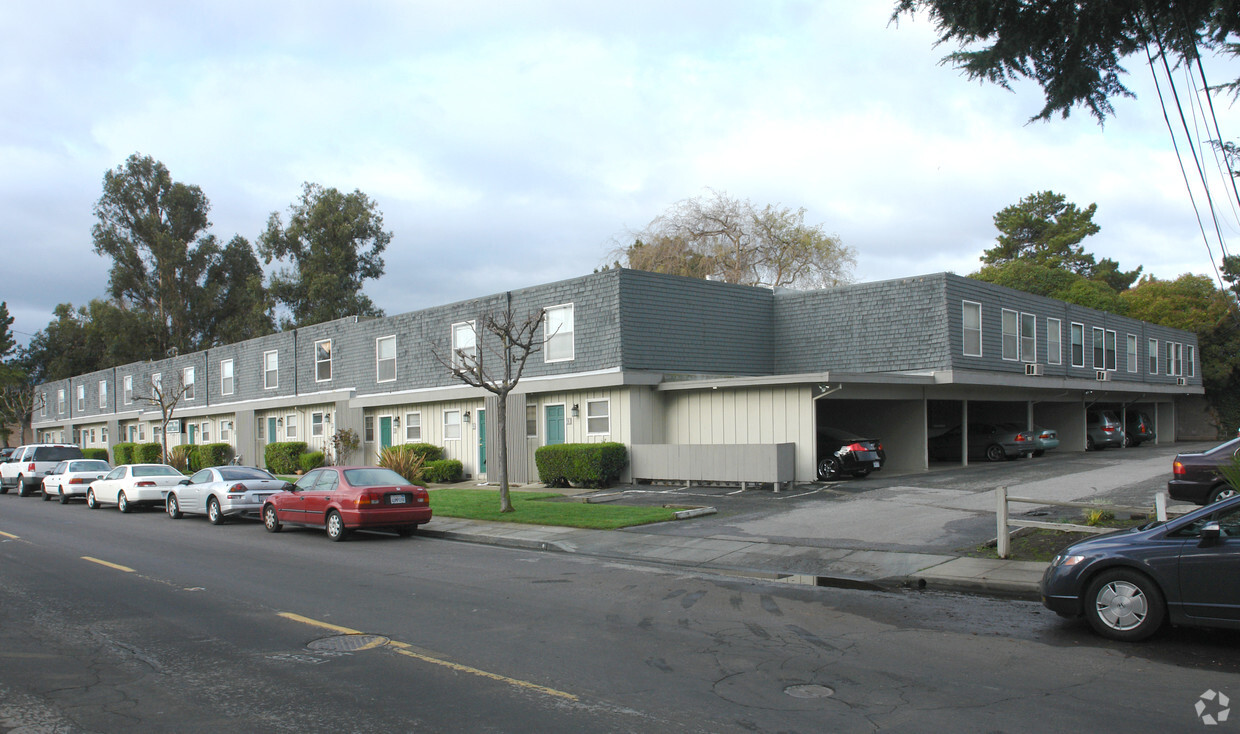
284,482,297,491
1201,521,1222,545
178,478,191,485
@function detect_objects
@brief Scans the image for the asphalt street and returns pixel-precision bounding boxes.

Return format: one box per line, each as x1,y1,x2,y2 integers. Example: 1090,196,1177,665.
2,467,1239,733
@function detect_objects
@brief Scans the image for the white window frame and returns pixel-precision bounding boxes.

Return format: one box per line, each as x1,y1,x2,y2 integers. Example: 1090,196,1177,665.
444,409,462,441
405,412,422,442
311,412,325,438
1126,334,1138,373
183,366,195,401
263,350,278,390
221,359,235,395
1149,338,1158,375
124,376,134,405
526,404,538,438
57,389,65,414
544,303,575,363
1046,318,1062,365
1019,312,1036,362
285,413,297,440
315,339,332,382
376,335,396,383
76,384,85,412
138,423,146,441
99,380,108,409
1188,344,1197,378
1071,323,1085,368
1171,342,1183,376
962,301,982,357
200,422,210,442
220,420,232,442
1000,308,1018,361
364,415,374,443
1105,330,1117,371
586,398,611,436
451,322,476,370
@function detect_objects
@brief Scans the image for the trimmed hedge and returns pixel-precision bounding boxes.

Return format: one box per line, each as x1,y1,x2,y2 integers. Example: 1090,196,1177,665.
113,442,136,465
300,451,326,472
135,443,163,463
399,443,444,462
264,441,307,475
534,443,628,488
422,459,463,483
191,443,234,470
82,448,109,462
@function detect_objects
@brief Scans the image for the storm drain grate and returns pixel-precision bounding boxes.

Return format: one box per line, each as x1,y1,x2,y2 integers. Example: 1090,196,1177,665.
307,634,390,652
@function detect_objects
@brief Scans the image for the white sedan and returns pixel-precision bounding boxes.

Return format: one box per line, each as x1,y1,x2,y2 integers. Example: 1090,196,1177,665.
166,466,291,525
87,464,186,513
41,459,112,504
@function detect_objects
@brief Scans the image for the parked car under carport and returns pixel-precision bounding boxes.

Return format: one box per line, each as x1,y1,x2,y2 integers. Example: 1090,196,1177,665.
927,423,1035,462
816,427,885,480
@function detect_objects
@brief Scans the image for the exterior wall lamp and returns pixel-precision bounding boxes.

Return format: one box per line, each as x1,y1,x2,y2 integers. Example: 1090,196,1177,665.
394,416,400,427
571,404,579,418
463,410,471,423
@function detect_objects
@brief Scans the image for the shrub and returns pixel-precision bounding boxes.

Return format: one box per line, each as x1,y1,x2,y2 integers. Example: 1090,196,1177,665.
135,443,164,463
329,428,360,465
113,442,136,465
300,451,326,472
264,441,308,475
169,444,194,471
535,443,628,488
422,459,464,483
82,448,109,462
195,443,234,469
379,445,427,483
399,443,444,462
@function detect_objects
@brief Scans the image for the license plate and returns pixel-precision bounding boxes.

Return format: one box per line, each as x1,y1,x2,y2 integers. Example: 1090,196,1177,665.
873,461,881,468
389,494,407,504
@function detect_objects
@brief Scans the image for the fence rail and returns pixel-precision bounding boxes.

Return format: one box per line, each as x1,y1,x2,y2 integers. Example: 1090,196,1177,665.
995,486,1175,559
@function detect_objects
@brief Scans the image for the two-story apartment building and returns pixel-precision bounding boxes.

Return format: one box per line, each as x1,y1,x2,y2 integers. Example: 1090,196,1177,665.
31,269,1203,484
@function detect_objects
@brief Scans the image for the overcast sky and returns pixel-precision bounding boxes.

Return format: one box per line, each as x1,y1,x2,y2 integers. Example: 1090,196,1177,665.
4,1,1240,346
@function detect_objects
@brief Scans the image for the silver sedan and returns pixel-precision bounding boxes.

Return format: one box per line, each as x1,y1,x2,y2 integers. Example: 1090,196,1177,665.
166,466,292,525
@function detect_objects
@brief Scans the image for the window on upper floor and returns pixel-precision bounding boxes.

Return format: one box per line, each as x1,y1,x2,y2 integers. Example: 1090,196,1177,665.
99,380,108,409
183,366,195,401
221,359,235,395
1149,338,1158,375
1071,323,1085,367
1187,344,1197,377
1126,335,1138,373
545,304,575,363
315,339,332,382
1047,318,1062,365
76,384,84,412
152,373,162,396
57,389,65,414
263,351,278,389
451,322,476,370
1104,330,1117,371
1001,309,1018,361
1170,342,1183,376
123,375,133,405
1019,312,1036,362
962,301,982,357
1091,327,1105,369
376,335,396,383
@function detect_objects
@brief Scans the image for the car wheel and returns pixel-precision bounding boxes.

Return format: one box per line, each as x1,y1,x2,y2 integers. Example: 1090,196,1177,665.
58,489,69,505
817,457,843,481
263,504,282,533
1084,569,1166,642
325,510,348,542
207,497,224,525
397,525,417,538
86,489,98,509
16,477,28,497
117,491,130,513
1122,433,1134,448
167,493,182,519
852,468,872,478
1032,449,1045,458
41,486,51,501
0,485,7,495
985,444,1007,462
1208,485,1239,504
1085,436,1096,451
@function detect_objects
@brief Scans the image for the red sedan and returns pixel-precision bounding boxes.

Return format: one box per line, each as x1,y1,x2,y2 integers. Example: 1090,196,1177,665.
261,466,431,541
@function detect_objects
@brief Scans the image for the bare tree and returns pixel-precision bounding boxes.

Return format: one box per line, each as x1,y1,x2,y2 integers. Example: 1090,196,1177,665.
0,384,44,446
616,190,856,290
435,300,545,513
135,372,190,464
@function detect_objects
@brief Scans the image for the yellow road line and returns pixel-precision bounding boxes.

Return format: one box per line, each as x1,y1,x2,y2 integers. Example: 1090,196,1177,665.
0,530,18,539
278,612,578,701
81,556,135,573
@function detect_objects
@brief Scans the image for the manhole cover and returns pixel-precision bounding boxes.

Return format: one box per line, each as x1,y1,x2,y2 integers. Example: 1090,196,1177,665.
307,634,389,652
784,684,835,699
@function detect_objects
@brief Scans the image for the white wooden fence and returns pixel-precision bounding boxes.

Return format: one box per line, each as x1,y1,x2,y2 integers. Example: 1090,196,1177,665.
995,486,1174,559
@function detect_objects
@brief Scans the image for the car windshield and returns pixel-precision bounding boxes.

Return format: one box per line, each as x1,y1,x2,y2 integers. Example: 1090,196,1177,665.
132,465,182,477
218,467,275,481
69,460,110,472
344,468,410,487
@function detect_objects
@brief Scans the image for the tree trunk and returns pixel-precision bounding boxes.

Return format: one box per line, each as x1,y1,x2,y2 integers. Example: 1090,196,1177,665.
496,395,512,513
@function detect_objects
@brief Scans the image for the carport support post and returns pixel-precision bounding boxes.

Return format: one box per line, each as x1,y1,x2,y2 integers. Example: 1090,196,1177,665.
996,486,1010,559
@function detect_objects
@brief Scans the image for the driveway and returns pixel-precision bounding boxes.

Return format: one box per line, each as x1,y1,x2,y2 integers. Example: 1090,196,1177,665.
589,441,1212,556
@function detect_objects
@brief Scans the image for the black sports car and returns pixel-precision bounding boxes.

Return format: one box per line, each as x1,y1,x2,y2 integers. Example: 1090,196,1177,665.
817,427,885,480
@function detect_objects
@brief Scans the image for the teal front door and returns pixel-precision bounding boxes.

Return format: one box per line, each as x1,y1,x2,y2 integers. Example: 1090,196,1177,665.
545,405,565,446
478,409,487,474
379,416,393,450
187,424,197,445
267,417,277,444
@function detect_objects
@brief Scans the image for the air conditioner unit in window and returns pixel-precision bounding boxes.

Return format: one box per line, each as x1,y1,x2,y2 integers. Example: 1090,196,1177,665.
1095,370,1111,382
1025,364,1044,376
1177,377,1187,386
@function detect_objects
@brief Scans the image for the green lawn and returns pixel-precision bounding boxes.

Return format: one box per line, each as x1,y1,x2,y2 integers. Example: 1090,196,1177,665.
429,488,677,529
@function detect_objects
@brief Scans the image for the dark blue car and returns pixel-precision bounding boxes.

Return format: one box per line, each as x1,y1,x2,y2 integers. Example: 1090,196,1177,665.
1041,495,1240,641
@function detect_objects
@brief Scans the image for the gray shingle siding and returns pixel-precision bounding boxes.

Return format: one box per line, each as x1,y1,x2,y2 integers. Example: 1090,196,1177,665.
775,274,951,373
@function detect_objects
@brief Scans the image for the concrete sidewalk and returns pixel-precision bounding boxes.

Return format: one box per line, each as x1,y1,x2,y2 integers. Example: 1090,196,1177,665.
419,515,1049,600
